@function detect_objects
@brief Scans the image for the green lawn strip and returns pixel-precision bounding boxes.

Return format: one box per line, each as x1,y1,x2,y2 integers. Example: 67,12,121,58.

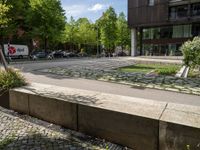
118,64,181,76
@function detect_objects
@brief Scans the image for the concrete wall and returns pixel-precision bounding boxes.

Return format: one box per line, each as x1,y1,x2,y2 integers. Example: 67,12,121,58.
9,83,200,150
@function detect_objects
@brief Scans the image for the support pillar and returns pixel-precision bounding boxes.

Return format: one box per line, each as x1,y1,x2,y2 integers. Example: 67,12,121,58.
131,28,137,57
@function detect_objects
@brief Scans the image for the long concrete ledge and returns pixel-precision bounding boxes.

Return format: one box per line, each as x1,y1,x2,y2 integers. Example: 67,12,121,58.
9,83,200,150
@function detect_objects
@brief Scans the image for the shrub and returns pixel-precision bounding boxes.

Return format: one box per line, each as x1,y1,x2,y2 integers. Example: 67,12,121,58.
181,37,200,68
0,68,27,92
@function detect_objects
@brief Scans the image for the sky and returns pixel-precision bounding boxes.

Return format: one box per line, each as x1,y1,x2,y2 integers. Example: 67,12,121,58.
60,0,127,22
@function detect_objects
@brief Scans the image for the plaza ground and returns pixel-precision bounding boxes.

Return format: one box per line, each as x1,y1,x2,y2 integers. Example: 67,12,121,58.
1,56,200,149
10,57,200,106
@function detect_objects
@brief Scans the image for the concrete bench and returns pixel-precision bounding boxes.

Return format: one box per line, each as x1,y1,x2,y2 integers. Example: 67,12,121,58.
9,83,200,150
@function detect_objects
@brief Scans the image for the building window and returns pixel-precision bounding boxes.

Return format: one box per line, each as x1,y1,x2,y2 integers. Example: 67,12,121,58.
148,0,155,6
192,24,200,36
173,25,192,38
192,3,200,17
169,5,188,19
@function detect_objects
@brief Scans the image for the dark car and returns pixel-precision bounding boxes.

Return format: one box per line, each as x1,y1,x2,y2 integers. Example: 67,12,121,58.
117,51,128,56
52,50,65,58
30,51,53,60
65,52,79,58
77,52,88,57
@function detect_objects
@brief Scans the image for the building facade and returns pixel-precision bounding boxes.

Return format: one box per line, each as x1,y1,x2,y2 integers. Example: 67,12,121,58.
128,0,200,56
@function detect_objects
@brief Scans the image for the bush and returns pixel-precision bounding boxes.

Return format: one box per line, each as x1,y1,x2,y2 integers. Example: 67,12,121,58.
0,69,27,92
181,37,200,68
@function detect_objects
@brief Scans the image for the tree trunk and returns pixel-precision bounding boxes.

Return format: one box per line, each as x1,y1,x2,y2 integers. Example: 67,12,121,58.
44,38,47,52
0,45,8,71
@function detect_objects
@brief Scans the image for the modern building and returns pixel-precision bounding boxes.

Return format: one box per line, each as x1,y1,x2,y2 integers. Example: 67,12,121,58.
128,0,200,56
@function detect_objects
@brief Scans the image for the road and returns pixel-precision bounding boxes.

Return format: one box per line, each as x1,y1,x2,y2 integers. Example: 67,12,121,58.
7,57,200,106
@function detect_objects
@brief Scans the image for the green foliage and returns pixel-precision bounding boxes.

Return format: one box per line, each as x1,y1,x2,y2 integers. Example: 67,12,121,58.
98,7,117,53
26,0,66,50
0,3,11,27
181,37,200,68
0,69,27,92
116,12,131,50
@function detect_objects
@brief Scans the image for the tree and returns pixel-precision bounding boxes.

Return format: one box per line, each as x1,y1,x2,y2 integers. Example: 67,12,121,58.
98,7,117,54
76,18,96,50
26,0,66,51
116,12,131,52
0,1,11,70
62,16,79,50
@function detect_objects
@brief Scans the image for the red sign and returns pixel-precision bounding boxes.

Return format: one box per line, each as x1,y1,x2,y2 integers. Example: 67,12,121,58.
8,46,16,55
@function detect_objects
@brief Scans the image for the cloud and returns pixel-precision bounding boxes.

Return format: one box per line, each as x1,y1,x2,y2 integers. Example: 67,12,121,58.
63,4,87,17
88,3,106,12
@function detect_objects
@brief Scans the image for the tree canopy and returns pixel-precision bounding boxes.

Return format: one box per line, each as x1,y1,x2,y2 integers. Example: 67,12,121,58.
26,0,66,51
0,1,131,55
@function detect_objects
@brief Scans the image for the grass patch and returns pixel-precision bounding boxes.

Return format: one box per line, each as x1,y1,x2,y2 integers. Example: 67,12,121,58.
118,64,181,76
0,68,27,92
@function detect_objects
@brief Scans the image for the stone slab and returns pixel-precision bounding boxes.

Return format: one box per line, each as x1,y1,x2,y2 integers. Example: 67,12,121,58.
159,103,200,150
29,94,78,130
9,89,29,114
0,91,9,109
78,104,159,150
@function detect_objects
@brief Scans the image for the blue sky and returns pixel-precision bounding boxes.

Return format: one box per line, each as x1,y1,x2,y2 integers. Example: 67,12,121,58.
61,0,127,22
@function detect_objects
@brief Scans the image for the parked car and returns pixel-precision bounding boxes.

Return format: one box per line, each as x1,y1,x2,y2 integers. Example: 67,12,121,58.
52,50,65,58
77,52,88,57
65,52,79,58
30,51,53,60
117,51,128,56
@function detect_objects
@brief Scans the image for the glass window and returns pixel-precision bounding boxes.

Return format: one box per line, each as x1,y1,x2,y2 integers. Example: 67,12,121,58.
169,7,176,19
192,3,200,17
173,25,192,38
177,5,188,18
148,0,155,6
169,5,188,19
192,24,200,36
160,27,173,39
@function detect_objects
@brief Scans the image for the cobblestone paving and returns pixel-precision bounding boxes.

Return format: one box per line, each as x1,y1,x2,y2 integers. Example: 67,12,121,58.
0,107,130,150
37,67,200,96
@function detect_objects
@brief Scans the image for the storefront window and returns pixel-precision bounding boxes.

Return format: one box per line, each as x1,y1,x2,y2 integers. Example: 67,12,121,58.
160,27,173,39
173,25,192,38
142,44,183,56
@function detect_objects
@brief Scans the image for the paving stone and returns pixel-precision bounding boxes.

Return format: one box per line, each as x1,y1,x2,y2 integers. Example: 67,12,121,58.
0,107,129,150
37,63,200,96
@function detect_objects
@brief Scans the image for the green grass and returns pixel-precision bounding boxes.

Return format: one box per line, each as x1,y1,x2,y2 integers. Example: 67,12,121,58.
118,64,181,76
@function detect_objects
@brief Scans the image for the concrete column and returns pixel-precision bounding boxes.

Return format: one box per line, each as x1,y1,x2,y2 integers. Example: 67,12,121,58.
131,28,137,57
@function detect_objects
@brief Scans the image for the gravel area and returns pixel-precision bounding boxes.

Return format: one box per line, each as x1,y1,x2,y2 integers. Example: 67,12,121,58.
0,106,130,150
